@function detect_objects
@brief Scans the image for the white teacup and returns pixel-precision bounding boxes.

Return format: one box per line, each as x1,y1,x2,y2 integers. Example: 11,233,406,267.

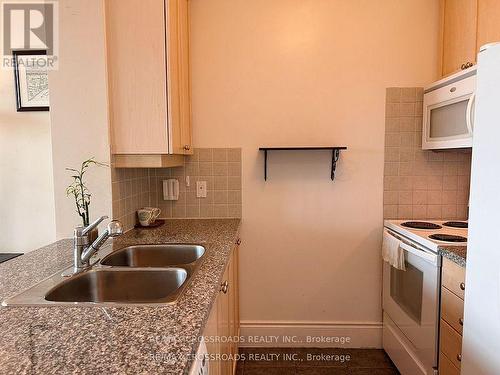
137,207,161,226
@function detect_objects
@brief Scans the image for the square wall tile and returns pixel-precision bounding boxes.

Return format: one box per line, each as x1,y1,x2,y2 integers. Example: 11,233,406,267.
213,148,228,162
386,88,401,103
198,148,213,162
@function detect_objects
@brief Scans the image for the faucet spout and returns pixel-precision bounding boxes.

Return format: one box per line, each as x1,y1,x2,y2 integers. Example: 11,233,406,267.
81,216,108,236
70,218,123,275
81,220,123,263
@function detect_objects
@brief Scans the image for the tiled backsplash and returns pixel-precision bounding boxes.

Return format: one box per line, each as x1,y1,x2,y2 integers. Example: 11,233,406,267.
111,168,150,231
111,148,242,231
383,88,471,220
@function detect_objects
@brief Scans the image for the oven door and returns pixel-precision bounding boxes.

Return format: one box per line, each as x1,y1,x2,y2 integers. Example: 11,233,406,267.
382,237,441,371
422,74,475,150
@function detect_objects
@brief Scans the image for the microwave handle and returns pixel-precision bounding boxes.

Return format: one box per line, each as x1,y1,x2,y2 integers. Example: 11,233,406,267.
466,93,476,134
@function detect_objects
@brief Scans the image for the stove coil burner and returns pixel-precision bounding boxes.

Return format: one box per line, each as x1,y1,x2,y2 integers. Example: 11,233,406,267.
442,221,468,229
429,234,467,243
401,221,442,230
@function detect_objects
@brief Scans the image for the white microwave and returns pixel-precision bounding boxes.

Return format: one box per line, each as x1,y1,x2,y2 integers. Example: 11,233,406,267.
422,68,476,150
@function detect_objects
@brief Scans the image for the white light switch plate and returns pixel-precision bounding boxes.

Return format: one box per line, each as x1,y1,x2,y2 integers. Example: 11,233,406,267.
196,181,207,198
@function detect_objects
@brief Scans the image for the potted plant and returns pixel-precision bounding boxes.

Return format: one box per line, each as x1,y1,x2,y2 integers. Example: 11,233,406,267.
66,158,107,242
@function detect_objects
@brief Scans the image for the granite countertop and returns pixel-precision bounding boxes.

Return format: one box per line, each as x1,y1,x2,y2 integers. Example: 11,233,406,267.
438,245,467,267
0,219,240,374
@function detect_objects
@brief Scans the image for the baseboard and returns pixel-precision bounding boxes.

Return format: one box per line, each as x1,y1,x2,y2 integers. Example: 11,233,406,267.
239,320,382,349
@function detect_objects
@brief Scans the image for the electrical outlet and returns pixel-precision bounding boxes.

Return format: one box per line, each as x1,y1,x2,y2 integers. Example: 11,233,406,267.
196,181,207,198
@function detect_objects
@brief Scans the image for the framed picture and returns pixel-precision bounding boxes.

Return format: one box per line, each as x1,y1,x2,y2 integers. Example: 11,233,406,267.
13,50,50,112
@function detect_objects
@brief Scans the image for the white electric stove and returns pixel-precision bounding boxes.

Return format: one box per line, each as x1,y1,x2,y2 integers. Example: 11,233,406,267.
385,220,468,251
382,220,467,375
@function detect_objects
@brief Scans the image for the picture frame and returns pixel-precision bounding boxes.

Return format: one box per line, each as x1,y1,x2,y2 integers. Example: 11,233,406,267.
13,50,50,112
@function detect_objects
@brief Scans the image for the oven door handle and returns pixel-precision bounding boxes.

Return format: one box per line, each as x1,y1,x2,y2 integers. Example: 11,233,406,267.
399,242,439,266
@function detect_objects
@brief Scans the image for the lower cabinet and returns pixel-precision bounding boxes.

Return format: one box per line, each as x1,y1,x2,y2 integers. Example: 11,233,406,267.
439,258,465,374
203,241,240,375
439,352,461,375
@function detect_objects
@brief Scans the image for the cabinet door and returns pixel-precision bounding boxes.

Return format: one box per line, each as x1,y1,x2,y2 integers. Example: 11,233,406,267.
218,264,231,374
203,300,221,375
166,0,193,155
439,352,461,375
442,0,478,76
227,249,237,372
232,243,240,345
105,0,169,154
441,287,464,335
442,257,466,299
440,319,463,369
477,0,500,50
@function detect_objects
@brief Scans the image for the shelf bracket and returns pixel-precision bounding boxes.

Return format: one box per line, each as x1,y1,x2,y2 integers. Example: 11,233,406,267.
264,149,268,181
331,148,341,181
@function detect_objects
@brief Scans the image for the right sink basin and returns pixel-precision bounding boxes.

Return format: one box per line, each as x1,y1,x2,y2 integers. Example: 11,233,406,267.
100,244,205,267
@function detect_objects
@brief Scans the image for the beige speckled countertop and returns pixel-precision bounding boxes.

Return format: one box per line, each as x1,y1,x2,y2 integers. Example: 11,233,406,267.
0,219,240,374
438,245,467,267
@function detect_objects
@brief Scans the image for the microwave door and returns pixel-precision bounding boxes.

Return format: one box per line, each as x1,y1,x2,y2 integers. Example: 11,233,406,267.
423,95,473,149
422,73,476,150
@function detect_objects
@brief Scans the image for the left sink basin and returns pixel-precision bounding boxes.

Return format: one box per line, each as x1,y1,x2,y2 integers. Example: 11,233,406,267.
46,268,187,303
3,268,189,306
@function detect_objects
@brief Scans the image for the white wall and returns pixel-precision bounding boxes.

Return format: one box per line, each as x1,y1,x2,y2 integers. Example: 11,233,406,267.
190,0,440,345
48,0,112,238
0,58,56,253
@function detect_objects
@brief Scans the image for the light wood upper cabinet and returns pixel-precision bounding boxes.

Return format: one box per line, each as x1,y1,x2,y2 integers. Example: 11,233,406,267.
477,0,500,50
441,0,478,77
105,0,192,159
440,0,500,77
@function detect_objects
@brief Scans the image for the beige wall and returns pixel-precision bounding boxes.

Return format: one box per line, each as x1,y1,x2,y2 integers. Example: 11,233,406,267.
384,88,471,220
190,0,440,345
0,63,55,253
48,0,112,238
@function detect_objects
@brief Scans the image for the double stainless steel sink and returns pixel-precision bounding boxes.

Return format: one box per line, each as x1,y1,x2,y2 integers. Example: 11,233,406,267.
3,244,205,306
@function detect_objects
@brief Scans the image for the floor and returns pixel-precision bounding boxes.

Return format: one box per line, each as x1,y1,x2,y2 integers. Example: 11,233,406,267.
236,348,400,375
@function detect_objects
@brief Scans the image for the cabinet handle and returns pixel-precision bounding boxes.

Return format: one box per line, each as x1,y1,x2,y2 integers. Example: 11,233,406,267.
461,63,466,70
460,282,465,291
183,145,191,151
457,354,462,362
236,238,241,245
220,280,229,294
459,317,464,326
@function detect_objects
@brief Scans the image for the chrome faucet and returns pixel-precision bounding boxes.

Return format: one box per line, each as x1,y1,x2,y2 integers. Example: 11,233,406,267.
69,216,123,275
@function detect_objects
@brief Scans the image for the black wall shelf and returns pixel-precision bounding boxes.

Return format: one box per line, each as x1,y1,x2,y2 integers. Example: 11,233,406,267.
259,147,347,181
